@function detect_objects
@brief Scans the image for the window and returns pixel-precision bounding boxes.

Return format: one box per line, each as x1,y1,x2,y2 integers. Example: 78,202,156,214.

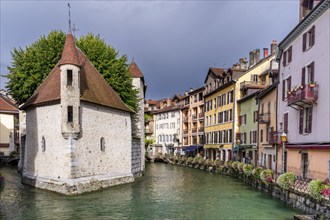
214,114,216,125
214,98,217,108
228,129,233,143
228,90,234,103
239,114,246,125
260,129,264,143
41,136,46,152
67,70,73,86
284,112,289,133
171,112,175,117
253,111,258,123
100,137,105,152
251,74,258,83
282,76,291,101
218,112,221,124
282,46,292,66
302,62,315,86
68,106,73,123
228,109,232,121
194,95,197,103
299,107,313,134
199,92,203,101
303,25,315,51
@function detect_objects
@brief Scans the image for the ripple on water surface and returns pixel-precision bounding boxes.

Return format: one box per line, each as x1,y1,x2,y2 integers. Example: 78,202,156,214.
0,164,301,219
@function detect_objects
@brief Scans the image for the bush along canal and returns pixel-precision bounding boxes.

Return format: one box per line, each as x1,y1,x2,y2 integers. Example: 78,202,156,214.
0,163,303,219
166,155,330,219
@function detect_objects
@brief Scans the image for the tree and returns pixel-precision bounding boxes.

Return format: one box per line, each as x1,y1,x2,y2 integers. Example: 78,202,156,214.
6,30,139,111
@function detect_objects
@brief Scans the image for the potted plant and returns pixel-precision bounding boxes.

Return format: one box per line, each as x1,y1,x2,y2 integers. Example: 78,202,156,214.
277,172,296,190
308,81,317,88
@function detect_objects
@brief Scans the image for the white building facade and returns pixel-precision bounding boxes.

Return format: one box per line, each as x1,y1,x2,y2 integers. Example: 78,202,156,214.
154,108,182,155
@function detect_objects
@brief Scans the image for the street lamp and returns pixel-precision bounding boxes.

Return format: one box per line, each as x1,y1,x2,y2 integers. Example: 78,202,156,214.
280,130,287,174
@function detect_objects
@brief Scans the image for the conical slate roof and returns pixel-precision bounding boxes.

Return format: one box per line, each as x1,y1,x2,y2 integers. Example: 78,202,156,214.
21,33,133,113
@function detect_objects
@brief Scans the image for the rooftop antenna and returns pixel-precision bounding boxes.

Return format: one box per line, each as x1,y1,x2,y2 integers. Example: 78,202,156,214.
68,3,72,33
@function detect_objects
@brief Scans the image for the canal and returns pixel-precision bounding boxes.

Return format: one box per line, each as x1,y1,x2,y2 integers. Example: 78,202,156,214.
0,163,301,219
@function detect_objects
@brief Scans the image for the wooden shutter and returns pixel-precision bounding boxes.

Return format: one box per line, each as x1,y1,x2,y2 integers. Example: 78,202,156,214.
310,25,315,47
250,131,252,144
303,33,307,52
284,113,288,133
310,62,315,82
288,46,292,63
288,76,292,91
302,67,306,87
299,109,304,134
238,115,241,125
236,132,241,142
307,107,313,133
244,132,247,144
283,51,287,66
260,129,263,143
282,80,286,101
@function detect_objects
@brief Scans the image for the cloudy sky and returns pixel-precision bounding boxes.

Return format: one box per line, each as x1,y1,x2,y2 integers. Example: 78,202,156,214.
0,1,299,100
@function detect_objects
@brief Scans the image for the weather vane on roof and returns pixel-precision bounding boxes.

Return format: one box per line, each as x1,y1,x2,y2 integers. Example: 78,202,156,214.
68,3,72,33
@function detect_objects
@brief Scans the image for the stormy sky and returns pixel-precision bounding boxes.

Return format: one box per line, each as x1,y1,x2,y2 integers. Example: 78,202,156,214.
0,1,299,100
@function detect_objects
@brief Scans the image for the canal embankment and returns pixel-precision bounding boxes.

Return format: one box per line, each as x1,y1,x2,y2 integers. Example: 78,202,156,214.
164,156,330,220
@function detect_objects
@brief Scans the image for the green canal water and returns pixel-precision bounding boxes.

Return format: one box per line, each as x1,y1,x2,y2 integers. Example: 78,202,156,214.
0,163,301,219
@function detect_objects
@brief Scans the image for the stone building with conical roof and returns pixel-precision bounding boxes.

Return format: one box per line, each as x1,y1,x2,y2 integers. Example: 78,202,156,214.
20,33,136,195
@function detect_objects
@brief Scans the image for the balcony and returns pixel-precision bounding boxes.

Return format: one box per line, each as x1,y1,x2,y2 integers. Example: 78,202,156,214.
192,114,197,121
240,81,267,91
268,131,281,145
183,117,189,123
287,86,318,109
198,113,204,120
258,113,270,124
183,129,188,134
192,128,197,133
198,127,204,133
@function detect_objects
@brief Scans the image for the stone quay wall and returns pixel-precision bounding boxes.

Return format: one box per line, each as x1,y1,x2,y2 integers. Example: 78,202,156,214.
169,162,330,220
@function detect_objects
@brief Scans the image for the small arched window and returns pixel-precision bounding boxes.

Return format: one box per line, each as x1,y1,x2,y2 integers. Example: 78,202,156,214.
100,137,105,152
41,136,46,152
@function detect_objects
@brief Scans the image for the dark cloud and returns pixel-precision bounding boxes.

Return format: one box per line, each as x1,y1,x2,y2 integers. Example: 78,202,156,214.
0,1,298,100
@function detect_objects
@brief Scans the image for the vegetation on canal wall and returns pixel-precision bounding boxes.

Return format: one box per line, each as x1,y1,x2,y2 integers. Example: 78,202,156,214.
166,155,330,220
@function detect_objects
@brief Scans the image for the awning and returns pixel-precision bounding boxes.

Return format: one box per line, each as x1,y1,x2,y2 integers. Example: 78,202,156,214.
286,144,330,149
233,144,256,152
183,145,203,152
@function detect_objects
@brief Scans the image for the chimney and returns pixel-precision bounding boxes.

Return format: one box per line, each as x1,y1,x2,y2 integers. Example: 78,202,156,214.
249,51,254,66
271,40,277,55
185,91,188,96
239,58,248,70
255,49,260,63
263,48,269,58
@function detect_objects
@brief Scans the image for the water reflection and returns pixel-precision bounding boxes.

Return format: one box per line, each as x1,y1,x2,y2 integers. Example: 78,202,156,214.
1,164,300,219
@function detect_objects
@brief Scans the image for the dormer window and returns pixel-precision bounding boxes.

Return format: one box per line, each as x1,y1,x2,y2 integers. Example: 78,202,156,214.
68,106,73,123
67,70,73,86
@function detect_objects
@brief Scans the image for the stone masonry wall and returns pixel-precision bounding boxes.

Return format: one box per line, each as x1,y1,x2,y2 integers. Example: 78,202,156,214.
131,78,145,178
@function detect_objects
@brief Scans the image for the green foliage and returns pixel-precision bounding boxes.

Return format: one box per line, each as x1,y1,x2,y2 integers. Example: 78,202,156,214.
243,164,254,177
231,161,240,171
192,157,199,165
9,151,18,158
187,157,193,163
277,173,296,190
252,167,263,179
144,113,152,122
145,138,155,148
260,169,273,185
224,161,232,168
308,179,325,201
6,30,139,111
238,162,245,173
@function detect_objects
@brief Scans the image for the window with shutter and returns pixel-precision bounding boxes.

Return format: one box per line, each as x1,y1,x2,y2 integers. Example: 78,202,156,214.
302,67,306,87
303,33,307,51
283,51,287,66
288,46,292,63
244,132,247,144
311,25,315,46
284,113,288,133
260,129,263,143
